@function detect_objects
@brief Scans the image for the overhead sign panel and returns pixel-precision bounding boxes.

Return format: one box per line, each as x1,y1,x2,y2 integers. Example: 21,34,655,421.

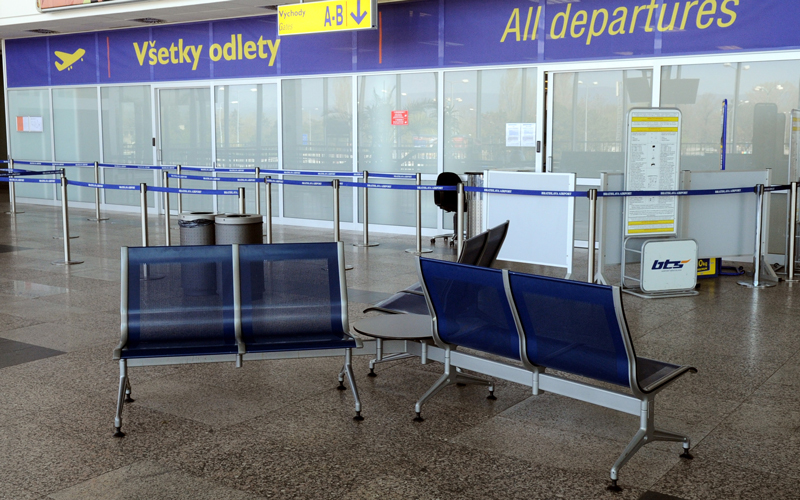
38,0,144,12
278,0,377,36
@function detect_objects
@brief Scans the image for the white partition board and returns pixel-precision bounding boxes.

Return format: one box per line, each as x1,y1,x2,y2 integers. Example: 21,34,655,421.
483,170,576,273
680,169,770,260
599,172,625,267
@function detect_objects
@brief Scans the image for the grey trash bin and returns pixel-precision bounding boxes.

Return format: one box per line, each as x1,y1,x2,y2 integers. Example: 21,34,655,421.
178,212,217,296
179,212,216,245
216,214,264,299
465,172,484,239
214,214,263,245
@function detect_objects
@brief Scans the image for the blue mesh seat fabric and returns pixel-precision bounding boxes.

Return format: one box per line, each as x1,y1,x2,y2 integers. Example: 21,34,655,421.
238,243,358,353
507,272,631,387
419,258,520,360
119,245,238,359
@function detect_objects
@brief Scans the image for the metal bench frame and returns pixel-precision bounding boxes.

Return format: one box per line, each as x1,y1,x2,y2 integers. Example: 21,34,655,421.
112,242,363,437
412,258,696,491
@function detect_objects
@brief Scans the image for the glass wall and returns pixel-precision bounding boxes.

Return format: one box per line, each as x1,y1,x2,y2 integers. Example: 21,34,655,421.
159,87,213,212
551,69,653,178
215,83,279,215
53,87,99,203
358,72,438,227
7,89,53,200
282,77,353,221
661,60,800,255
101,85,154,207
444,68,538,175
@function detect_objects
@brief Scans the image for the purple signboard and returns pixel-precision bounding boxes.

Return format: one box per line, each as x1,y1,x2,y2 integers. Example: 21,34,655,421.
6,0,800,88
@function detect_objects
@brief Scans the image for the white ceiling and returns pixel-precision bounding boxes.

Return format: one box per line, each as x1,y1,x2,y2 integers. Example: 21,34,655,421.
0,0,293,40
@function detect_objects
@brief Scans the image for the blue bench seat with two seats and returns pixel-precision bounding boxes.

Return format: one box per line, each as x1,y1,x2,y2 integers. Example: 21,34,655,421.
416,258,696,490
112,242,362,437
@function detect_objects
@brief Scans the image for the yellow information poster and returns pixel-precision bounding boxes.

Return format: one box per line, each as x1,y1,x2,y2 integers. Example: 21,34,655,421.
278,0,377,36
624,109,682,236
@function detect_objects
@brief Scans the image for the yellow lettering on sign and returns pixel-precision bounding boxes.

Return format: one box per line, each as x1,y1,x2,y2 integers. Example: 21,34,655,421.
278,0,376,36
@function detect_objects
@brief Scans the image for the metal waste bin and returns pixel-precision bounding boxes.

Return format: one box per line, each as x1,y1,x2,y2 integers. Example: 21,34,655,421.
465,172,484,239
216,214,264,299
178,212,217,296
214,214,262,245
179,212,216,245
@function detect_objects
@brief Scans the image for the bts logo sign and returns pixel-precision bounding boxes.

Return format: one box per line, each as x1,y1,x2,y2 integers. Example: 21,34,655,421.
652,259,691,270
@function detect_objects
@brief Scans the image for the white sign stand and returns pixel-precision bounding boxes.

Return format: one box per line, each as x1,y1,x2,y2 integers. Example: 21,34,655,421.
621,109,698,298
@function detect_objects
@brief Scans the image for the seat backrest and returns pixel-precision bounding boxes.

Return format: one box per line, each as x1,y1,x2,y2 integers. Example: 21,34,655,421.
418,258,521,361
119,245,237,353
507,271,634,388
476,220,510,268
433,172,464,212
237,242,348,343
457,231,489,266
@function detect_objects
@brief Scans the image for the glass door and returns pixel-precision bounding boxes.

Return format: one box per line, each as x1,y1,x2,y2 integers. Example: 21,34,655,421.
156,87,213,212
545,68,654,241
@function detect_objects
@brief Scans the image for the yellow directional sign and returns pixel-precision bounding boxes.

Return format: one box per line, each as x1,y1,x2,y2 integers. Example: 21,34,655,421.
278,0,377,36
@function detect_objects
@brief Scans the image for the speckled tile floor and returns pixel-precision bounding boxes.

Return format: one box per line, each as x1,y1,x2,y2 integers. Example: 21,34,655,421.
1,192,799,499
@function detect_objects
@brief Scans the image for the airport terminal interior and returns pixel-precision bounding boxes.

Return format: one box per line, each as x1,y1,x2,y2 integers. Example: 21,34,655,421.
2,0,800,498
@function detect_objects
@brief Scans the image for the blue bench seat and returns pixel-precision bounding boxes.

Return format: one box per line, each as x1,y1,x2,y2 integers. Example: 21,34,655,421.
112,242,363,438
416,258,696,491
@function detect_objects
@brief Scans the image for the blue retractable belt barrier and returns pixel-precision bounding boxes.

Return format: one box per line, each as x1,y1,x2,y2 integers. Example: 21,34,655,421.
148,185,239,195
1,178,59,184
68,180,141,190
368,173,418,180
264,178,333,187
98,163,176,170
168,174,261,183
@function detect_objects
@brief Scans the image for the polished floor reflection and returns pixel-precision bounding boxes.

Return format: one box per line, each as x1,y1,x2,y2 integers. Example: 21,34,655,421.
0,194,798,499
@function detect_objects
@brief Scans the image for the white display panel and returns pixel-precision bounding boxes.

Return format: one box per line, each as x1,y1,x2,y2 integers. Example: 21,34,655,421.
624,109,681,237
680,169,771,260
483,170,575,274
640,239,698,293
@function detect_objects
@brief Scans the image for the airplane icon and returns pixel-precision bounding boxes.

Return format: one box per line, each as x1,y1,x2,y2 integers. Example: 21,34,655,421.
54,48,85,71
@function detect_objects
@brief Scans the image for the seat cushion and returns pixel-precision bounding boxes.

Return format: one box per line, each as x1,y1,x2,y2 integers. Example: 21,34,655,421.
120,340,238,359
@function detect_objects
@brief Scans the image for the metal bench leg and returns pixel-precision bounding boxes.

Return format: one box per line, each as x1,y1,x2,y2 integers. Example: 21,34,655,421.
414,347,455,422
368,338,416,377
338,349,363,421
124,377,134,403
113,360,128,438
454,367,496,400
608,428,648,491
653,429,693,459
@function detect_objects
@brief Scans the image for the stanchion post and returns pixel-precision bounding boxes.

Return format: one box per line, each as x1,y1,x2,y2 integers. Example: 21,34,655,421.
89,161,108,222
162,171,171,247
238,187,245,214
176,165,183,214
53,169,83,266
265,176,273,244
333,179,340,242
140,183,149,247
587,189,598,284
254,167,261,216
5,159,23,215
739,184,775,288
456,182,465,257
355,170,378,248
787,181,798,283
405,172,432,254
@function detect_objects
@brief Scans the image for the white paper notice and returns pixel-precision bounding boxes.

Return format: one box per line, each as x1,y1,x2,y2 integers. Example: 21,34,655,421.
624,109,681,236
505,123,521,147
29,116,43,133
520,123,536,147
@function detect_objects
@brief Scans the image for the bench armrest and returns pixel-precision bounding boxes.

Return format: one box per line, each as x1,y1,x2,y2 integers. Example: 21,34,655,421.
635,356,697,394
